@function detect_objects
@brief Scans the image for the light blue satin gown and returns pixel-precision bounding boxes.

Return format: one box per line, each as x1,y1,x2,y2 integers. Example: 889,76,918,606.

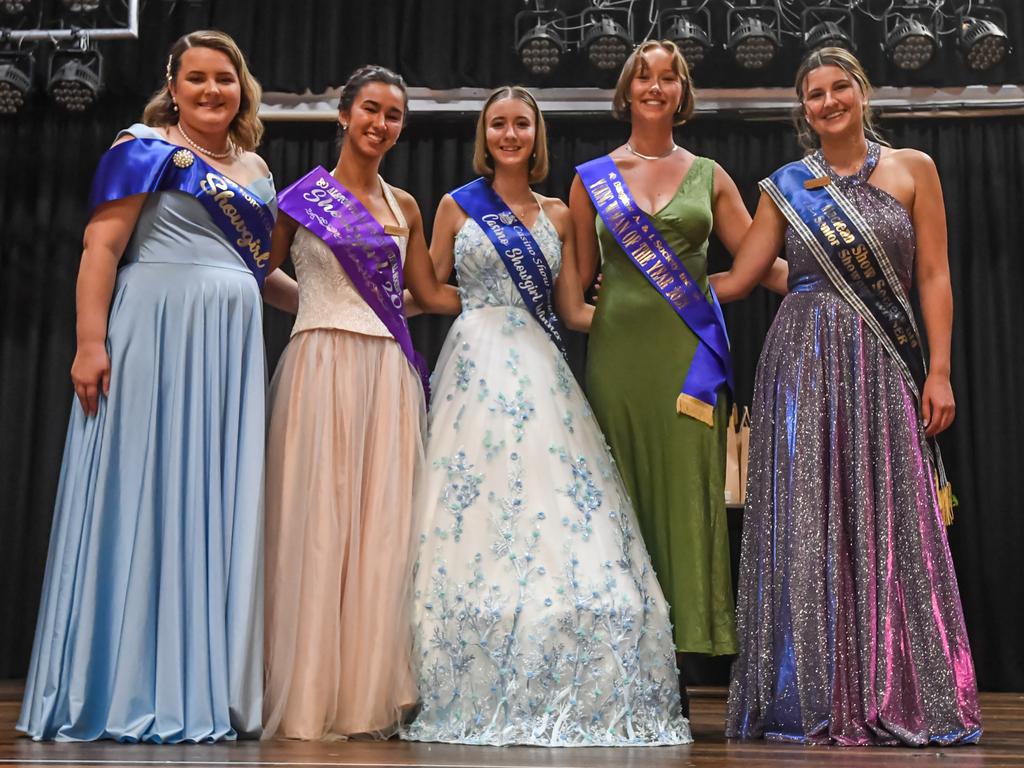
17,123,274,743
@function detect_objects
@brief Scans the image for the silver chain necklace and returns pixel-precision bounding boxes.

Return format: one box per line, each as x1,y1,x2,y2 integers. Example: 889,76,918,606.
625,142,679,161
176,121,235,159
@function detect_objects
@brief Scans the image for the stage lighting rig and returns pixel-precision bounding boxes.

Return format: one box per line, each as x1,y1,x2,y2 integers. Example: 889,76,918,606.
802,5,855,52
515,1,567,77
581,5,632,72
1,0,32,15
658,4,712,69
61,0,101,12
0,47,33,114
726,3,781,71
958,2,1010,72
48,37,101,111
884,2,940,71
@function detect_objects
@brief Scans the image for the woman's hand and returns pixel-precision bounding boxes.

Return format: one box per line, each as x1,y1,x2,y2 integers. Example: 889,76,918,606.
71,341,111,416
921,372,955,436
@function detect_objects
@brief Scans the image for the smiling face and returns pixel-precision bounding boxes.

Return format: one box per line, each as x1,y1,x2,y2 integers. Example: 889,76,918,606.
628,46,685,125
169,46,241,135
484,96,536,174
339,80,406,158
801,64,867,142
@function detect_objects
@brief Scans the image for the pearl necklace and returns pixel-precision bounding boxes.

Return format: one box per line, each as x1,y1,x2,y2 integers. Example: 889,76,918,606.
625,142,679,161
175,121,235,159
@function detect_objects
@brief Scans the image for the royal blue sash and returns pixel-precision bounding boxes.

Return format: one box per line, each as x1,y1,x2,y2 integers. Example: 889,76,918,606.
90,137,275,287
760,147,953,519
450,177,565,353
276,166,430,401
577,155,732,426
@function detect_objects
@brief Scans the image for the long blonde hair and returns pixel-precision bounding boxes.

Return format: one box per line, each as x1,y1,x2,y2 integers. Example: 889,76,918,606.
472,85,550,184
142,30,264,152
793,46,888,152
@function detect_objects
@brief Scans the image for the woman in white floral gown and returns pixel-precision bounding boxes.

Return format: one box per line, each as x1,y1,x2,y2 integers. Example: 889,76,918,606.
403,86,689,747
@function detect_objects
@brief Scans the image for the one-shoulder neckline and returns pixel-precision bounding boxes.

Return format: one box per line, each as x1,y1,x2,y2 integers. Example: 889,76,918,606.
118,123,275,203
607,154,704,219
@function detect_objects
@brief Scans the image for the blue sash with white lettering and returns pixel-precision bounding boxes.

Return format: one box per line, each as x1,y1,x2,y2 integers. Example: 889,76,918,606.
90,137,275,287
450,177,565,353
577,155,732,426
760,147,954,521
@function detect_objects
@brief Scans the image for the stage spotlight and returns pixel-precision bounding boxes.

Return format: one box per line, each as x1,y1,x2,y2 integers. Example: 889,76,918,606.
884,7,938,71
48,47,102,111
61,0,101,12
727,7,781,71
518,23,564,76
660,6,712,69
1,0,32,15
802,6,855,52
0,49,33,115
514,3,567,78
960,12,1010,71
582,11,632,72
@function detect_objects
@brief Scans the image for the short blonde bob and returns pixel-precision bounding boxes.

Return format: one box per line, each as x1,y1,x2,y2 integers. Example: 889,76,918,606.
142,29,264,152
472,85,549,184
612,40,695,125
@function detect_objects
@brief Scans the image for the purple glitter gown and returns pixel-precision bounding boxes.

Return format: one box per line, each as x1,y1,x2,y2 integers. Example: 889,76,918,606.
726,143,982,746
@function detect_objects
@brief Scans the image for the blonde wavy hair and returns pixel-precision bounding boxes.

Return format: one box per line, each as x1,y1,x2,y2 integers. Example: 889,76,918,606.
142,30,264,152
793,46,888,153
612,40,695,126
472,85,550,184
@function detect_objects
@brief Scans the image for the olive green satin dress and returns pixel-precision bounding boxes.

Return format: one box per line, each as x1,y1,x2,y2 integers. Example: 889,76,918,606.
586,156,736,655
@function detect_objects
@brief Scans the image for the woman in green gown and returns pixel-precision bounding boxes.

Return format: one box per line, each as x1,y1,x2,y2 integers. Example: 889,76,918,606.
568,40,784,706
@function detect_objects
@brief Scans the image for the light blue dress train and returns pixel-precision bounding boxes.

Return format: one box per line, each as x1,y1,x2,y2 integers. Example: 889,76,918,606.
17,123,274,743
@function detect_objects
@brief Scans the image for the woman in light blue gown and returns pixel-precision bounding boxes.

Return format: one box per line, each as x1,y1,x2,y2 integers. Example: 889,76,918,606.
403,87,689,747
18,31,280,743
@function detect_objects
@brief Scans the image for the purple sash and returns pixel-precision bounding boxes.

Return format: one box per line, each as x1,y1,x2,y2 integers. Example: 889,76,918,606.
277,166,429,400
577,155,732,426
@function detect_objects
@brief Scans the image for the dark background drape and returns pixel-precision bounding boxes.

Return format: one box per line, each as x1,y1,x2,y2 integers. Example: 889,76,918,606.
1,0,1022,692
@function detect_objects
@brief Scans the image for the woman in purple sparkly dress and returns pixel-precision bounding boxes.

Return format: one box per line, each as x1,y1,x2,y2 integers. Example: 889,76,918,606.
711,48,981,746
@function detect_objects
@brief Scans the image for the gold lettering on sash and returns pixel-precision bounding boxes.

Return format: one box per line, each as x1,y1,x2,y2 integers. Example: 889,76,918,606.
199,171,267,270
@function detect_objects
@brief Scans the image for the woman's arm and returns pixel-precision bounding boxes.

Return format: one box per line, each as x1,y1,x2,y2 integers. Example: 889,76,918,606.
262,213,300,315
550,200,594,332
568,174,600,291
708,192,787,303
407,193,462,317
72,194,147,415
712,162,788,295
397,189,461,315
907,149,955,437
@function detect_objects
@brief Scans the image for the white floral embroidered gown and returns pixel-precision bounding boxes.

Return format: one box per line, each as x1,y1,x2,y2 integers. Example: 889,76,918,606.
403,206,690,747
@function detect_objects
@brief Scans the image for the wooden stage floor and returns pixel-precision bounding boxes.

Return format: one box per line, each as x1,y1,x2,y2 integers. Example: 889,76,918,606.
2,683,1021,767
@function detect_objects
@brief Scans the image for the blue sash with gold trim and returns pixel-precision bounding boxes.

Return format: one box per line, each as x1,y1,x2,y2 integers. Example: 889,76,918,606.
760,149,954,521
90,137,275,287
450,177,565,353
577,154,732,426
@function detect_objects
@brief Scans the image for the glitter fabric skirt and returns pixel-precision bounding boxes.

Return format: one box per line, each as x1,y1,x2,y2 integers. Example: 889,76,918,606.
726,289,982,746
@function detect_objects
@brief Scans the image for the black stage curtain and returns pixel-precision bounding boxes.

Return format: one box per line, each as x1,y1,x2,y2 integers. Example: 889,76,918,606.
2,110,1022,692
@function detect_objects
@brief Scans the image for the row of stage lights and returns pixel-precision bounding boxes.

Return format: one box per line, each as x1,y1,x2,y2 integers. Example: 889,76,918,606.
516,0,1013,76
0,0,111,114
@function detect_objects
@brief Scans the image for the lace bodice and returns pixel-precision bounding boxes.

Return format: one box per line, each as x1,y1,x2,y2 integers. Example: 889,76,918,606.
290,178,408,338
453,209,562,311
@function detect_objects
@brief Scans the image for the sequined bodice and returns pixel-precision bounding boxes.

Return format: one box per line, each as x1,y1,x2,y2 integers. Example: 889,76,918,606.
290,178,408,339
454,210,562,311
786,142,916,294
